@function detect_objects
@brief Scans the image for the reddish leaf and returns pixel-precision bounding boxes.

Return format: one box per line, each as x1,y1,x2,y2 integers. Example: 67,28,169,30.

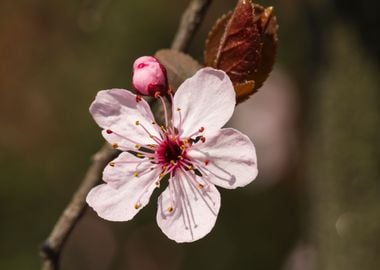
214,0,262,83
250,5,279,91
235,80,256,103
204,0,279,103
204,11,232,67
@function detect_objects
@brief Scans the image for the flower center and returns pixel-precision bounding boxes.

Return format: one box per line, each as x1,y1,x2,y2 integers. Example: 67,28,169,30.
155,135,187,168
164,143,182,162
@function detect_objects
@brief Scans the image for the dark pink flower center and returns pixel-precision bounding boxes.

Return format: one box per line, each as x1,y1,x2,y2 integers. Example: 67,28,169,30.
155,135,189,171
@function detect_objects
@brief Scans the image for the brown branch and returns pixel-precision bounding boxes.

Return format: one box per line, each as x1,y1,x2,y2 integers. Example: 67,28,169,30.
40,0,212,269
171,0,212,52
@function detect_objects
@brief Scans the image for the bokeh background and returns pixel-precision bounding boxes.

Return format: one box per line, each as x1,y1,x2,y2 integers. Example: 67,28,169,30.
1,0,380,269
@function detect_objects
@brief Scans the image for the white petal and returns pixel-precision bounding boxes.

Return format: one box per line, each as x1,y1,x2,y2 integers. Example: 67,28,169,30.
156,171,221,243
188,128,258,189
172,68,236,138
90,89,160,148
86,167,160,222
103,152,153,189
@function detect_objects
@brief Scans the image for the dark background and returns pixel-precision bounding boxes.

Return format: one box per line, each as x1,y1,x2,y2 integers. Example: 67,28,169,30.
1,0,379,269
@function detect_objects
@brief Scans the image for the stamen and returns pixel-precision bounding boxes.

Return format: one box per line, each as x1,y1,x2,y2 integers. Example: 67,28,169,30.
136,122,162,144
134,203,141,209
178,174,198,229
135,95,142,103
184,171,218,215
158,95,169,128
112,143,118,149
168,206,173,213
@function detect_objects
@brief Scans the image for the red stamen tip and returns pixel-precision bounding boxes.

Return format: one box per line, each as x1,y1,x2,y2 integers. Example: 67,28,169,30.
135,95,142,103
200,136,206,143
106,129,113,134
198,127,205,132
204,160,209,166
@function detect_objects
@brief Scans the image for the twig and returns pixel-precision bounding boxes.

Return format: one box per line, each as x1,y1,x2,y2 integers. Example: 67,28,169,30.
40,144,119,270
171,0,212,52
40,0,212,269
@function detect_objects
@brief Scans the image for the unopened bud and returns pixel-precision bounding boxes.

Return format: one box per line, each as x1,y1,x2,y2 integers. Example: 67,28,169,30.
132,56,168,96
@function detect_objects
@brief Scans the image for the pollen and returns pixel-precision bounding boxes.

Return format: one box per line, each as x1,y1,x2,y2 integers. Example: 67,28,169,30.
111,143,118,149
134,203,141,209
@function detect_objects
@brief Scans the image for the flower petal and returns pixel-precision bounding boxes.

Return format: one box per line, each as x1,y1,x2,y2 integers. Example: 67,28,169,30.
90,89,160,149
187,128,258,189
103,152,153,189
172,68,236,138
156,171,221,243
86,166,160,222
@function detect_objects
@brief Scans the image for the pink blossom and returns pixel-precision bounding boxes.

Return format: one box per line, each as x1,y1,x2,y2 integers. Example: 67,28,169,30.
87,67,258,242
132,56,168,96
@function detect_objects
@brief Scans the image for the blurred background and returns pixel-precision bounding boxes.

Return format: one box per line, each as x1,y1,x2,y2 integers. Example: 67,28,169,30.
1,0,380,269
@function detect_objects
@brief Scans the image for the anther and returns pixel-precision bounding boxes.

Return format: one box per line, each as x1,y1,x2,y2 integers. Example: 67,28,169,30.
176,107,181,111
159,173,165,178
134,203,141,209
106,129,113,134
187,165,193,170
170,160,175,165
198,127,205,132
133,172,139,177
168,207,173,213
200,136,206,143
204,160,209,166
198,183,204,189
155,181,160,187
136,153,145,158
151,121,156,125
134,144,140,149
135,95,142,103
109,162,115,167
112,143,118,149
135,120,140,126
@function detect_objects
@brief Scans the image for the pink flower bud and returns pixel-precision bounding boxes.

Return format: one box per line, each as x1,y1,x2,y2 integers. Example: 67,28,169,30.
132,56,168,97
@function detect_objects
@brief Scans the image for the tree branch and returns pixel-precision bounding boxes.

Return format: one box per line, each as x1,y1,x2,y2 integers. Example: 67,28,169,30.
40,0,212,269
171,0,212,52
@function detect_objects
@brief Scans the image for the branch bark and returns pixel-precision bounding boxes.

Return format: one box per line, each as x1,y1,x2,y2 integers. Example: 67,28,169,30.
171,0,212,52
40,0,212,269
